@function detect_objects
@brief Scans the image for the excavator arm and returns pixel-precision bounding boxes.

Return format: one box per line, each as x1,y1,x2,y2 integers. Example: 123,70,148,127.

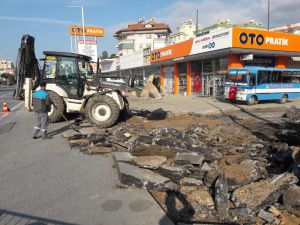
14,35,41,100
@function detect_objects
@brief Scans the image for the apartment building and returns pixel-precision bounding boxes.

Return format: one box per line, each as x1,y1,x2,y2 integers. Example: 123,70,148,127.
114,17,171,57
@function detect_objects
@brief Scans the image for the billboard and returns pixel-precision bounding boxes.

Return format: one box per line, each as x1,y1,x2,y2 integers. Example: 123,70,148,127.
69,25,104,37
78,40,98,62
190,28,232,55
232,27,300,52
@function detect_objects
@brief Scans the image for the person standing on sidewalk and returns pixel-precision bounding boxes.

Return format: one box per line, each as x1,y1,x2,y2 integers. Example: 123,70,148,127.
32,81,52,139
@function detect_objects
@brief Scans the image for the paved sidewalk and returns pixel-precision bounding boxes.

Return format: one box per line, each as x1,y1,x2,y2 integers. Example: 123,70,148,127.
128,95,300,114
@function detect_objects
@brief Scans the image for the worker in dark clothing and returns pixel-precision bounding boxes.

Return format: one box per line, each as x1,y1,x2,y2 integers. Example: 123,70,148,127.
32,81,52,139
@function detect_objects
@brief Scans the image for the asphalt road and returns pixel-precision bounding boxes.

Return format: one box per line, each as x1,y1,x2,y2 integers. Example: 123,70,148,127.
0,86,23,118
0,87,173,225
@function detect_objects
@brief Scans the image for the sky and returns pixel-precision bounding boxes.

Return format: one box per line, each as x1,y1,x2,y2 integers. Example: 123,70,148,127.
0,0,300,61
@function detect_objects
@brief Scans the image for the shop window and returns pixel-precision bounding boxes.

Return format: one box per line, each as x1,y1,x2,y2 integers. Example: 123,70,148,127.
203,59,213,73
179,73,187,93
244,56,275,67
192,60,202,73
178,62,187,73
215,58,228,73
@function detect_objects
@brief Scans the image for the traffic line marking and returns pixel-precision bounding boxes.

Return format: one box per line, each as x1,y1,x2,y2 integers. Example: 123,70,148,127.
0,102,24,119
0,93,12,98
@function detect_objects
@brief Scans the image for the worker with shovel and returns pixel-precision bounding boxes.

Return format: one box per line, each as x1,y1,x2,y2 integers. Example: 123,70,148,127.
32,81,52,139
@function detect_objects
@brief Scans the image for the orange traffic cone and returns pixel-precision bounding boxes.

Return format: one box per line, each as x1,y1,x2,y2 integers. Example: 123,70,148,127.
2,100,10,112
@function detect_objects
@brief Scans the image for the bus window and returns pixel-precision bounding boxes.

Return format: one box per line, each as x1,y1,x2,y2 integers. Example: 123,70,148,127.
271,71,282,83
292,72,300,83
282,72,292,83
249,74,256,86
257,70,271,85
225,70,248,84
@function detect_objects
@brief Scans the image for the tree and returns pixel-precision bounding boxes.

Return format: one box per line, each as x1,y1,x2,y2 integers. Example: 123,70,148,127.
101,50,109,59
0,73,15,85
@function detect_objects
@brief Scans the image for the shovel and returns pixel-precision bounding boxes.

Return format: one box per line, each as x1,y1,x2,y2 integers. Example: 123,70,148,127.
52,104,81,133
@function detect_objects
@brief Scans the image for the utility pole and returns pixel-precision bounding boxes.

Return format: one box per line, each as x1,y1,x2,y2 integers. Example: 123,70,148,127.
68,5,86,47
267,0,270,30
196,9,199,37
81,6,86,46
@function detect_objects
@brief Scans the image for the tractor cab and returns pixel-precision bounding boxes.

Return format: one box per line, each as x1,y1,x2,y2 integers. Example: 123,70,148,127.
42,51,93,99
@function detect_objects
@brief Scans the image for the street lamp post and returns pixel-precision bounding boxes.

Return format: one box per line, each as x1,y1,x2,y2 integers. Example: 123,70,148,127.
68,5,86,47
267,0,270,30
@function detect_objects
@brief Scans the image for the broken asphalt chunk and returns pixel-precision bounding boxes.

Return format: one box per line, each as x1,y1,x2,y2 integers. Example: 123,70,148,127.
117,162,170,190
231,172,298,213
133,155,167,169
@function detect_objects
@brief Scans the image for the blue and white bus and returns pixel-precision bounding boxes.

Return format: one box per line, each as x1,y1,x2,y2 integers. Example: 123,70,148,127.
224,67,300,105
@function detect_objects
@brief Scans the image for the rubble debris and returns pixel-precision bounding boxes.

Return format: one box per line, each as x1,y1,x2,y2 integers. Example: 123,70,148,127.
257,209,275,224
173,152,204,166
69,139,89,148
65,109,300,224
214,175,229,218
268,205,281,217
133,155,167,169
282,108,300,122
223,160,261,190
62,130,78,138
292,146,300,167
157,165,190,182
148,108,168,120
231,172,298,213
117,162,170,190
187,190,214,208
140,75,161,99
181,177,203,186
282,185,300,210
203,169,221,187
87,133,106,144
113,152,135,163
229,207,255,223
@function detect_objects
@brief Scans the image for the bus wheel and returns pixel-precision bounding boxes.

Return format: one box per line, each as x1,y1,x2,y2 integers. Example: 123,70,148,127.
247,96,257,105
279,94,288,104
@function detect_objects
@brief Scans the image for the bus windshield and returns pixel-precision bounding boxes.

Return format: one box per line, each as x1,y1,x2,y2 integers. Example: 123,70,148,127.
225,70,249,85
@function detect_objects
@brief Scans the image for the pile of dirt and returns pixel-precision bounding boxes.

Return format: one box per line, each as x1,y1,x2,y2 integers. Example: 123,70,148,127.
63,110,300,224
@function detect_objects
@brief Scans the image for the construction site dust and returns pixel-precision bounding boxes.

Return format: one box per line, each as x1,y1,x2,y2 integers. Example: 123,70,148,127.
63,107,300,225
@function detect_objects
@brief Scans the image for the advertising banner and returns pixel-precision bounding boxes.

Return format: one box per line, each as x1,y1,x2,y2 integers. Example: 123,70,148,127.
78,40,98,62
150,29,232,63
190,28,232,55
150,39,193,63
69,25,104,37
232,27,300,52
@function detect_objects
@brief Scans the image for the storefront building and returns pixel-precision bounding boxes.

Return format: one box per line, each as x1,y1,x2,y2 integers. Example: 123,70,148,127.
150,27,300,96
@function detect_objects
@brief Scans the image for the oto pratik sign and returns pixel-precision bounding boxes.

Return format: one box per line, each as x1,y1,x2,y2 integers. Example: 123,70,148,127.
232,27,300,52
69,25,104,37
150,27,300,63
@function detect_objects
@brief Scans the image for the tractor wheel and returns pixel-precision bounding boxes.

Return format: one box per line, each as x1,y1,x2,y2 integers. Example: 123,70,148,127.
119,97,130,120
247,95,257,105
85,94,120,128
48,91,65,123
279,94,288,104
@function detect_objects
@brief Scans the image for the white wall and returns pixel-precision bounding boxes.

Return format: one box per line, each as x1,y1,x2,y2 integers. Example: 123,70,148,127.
100,59,117,73
120,50,144,70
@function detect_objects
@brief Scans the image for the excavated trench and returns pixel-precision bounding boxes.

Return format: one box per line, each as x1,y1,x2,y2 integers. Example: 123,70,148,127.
64,108,300,225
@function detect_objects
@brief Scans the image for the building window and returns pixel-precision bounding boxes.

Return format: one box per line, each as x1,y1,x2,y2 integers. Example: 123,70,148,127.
119,43,134,50
146,34,152,39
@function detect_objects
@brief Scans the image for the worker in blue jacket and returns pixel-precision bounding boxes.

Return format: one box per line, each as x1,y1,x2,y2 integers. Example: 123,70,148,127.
32,81,52,139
